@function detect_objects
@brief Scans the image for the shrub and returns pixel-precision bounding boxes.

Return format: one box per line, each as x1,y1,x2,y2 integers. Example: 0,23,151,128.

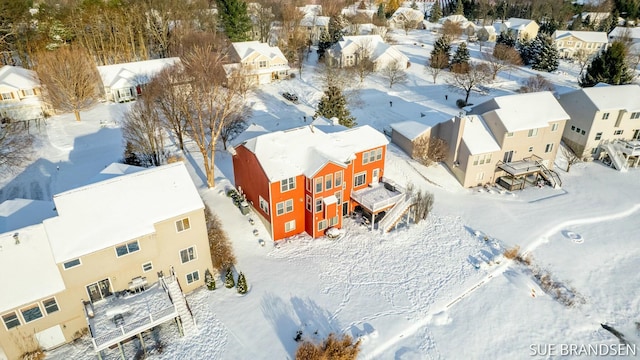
224,268,235,288
204,205,237,272
236,272,248,294
456,99,467,108
205,269,216,290
413,189,434,223
295,333,361,360
503,245,520,260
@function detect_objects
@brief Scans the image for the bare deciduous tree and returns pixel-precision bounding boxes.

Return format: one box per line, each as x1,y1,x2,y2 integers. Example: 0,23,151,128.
351,40,375,83
561,145,581,172
448,62,491,104
147,65,190,151
381,60,408,89
441,21,463,42
34,46,101,121
413,136,448,166
482,45,522,80
181,46,251,188
573,49,592,78
403,20,419,35
425,51,449,84
122,95,165,167
0,117,34,173
518,75,555,93
204,204,237,272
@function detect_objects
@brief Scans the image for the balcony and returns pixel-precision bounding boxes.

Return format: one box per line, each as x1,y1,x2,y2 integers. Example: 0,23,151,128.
85,280,178,352
351,178,405,214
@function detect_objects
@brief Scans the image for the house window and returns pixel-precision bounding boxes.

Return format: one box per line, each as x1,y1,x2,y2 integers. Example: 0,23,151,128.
551,123,559,132
376,148,383,160
315,198,323,213
259,60,267,68
1,92,12,100
259,196,269,214
176,218,190,232
631,112,640,119
116,241,140,257
580,130,585,135
142,262,153,272
528,146,534,152
334,171,342,187
318,220,327,231
306,178,311,192
595,132,602,140
2,312,20,330
315,178,323,193
329,216,339,227
42,298,59,315
354,172,366,187
474,154,491,165
186,271,200,284
180,246,196,263
281,177,295,192
335,191,342,205
527,128,538,137
325,174,333,190
369,150,376,163
276,199,293,215
545,143,554,153
476,172,484,181
21,304,43,323
63,258,81,270
306,195,312,211
571,125,576,131
362,151,369,164
614,130,623,135
506,132,514,137
591,148,598,155
602,112,609,119
21,89,35,96
285,220,296,232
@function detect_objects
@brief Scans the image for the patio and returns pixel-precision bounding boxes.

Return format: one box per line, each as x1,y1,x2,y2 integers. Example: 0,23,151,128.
350,178,405,214
85,282,178,353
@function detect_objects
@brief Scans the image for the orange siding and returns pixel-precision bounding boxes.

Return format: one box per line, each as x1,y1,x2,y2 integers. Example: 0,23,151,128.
348,146,386,211
270,176,306,240
309,162,347,237
232,146,272,222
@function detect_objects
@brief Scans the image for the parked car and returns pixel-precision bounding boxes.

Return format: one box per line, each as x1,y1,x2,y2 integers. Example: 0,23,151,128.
282,92,299,103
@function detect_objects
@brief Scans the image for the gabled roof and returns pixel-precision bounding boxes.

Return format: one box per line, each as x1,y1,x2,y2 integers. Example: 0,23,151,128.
333,35,409,64
391,121,431,141
43,162,203,263
0,65,39,90
580,12,610,22
0,224,66,314
238,125,388,181
230,41,287,62
609,26,640,41
470,92,569,133
440,14,468,25
554,30,608,43
505,18,537,30
566,84,640,111
461,115,500,155
300,15,330,27
0,199,56,236
391,7,424,22
97,58,180,89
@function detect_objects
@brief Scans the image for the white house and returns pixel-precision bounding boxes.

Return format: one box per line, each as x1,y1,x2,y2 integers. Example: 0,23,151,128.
327,35,409,71
224,41,290,85
553,30,609,59
97,58,180,103
0,65,46,121
389,7,425,30
497,18,539,41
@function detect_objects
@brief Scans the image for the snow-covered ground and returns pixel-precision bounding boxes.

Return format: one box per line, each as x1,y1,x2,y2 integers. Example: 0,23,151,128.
4,27,640,360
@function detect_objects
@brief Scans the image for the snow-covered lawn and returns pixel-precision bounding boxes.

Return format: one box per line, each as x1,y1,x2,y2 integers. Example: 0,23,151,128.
7,27,640,360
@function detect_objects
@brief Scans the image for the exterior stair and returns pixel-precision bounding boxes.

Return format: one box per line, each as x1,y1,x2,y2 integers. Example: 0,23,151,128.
378,194,415,233
164,276,197,336
535,160,562,188
600,142,628,172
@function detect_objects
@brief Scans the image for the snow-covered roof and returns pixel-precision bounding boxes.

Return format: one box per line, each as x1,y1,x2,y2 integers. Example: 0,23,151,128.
461,115,500,155
97,58,180,89
298,4,322,17
300,15,330,27
505,18,536,30
391,7,425,22
238,125,388,181
230,123,269,149
43,162,204,263
333,35,409,64
574,84,640,111
608,26,640,41
554,30,608,43
0,224,66,313
580,12,610,22
0,65,39,90
230,41,287,63
310,117,348,134
0,199,56,235
440,14,468,25
86,163,147,185
391,121,430,141
471,92,569,133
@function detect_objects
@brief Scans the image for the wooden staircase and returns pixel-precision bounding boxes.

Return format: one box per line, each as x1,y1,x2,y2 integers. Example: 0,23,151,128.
164,276,197,336
378,194,415,233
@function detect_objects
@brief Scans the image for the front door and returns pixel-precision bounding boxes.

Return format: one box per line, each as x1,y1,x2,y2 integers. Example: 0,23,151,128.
87,279,112,303
633,129,640,140
503,150,514,163
342,202,349,216
372,169,379,184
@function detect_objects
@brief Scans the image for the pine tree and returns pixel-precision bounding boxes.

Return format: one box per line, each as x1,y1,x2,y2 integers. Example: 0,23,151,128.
454,0,464,15
451,42,470,65
316,86,357,128
496,31,516,48
377,3,385,20
317,16,346,60
224,268,235,288
429,1,442,23
531,34,559,72
580,41,634,87
216,0,252,42
236,272,248,294
517,36,535,65
431,36,451,64
205,269,216,290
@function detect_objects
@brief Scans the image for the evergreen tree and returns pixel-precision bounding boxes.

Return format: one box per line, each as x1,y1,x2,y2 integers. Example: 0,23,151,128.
517,36,536,65
496,31,516,48
377,3,386,21
224,268,235,288
531,34,559,72
429,1,442,23
205,269,216,290
451,42,470,69
216,0,252,42
539,20,560,36
431,36,451,63
317,16,345,60
454,0,464,15
580,41,634,87
236,272,248,294
316,86,357,128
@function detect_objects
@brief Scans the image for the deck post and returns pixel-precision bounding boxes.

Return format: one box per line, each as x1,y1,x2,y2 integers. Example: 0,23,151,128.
118,341,125,360
139,332,146,357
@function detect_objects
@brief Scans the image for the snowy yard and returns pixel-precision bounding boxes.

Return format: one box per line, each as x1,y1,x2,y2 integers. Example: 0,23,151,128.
4,26,640,360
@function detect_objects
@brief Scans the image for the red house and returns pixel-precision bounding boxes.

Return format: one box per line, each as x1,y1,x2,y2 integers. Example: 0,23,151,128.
232,125,407,241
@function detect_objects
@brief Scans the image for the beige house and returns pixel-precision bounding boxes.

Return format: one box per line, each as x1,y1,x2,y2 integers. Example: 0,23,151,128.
392,92,569,189
553,30,608,59
327,35,409,71
0,162,213,360
0,65,47,121
558,85,640,170
97,58,180,103
224,41,290,85
498,18,539,41
389,7,425,30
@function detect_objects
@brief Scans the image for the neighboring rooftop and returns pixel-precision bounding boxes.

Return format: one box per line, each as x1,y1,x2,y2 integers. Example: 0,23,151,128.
230,41,287,62
97,58,180,88
239,125,388,181
0,198,56,235
43,162,204,263
0,65,38,89
462,115,501,155
572,84,640,111
554,30,608,43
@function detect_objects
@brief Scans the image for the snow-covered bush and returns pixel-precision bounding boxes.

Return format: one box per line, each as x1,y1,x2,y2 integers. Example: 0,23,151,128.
295,333,361,360
205,269,216,290
236,272,248,294
224,268,235,288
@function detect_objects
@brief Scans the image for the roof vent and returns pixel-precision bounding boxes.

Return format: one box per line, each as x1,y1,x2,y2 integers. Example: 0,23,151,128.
13,232,19,245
